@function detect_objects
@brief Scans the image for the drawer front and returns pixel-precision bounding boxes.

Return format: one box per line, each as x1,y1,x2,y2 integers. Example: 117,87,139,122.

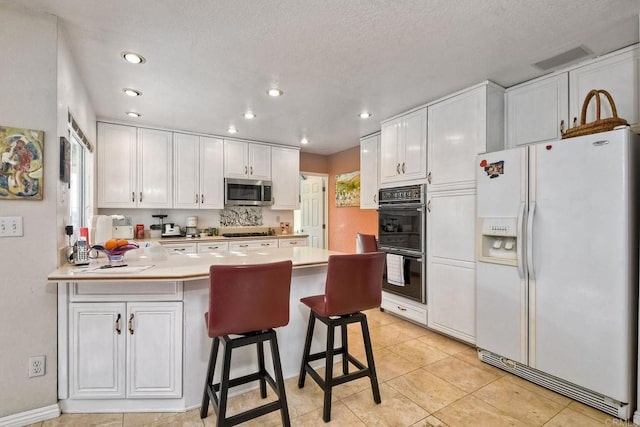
228,239,278,250
160,243,197,254
381,292,427,325
70,281,183,302
278,238,308,248
197,242,230,253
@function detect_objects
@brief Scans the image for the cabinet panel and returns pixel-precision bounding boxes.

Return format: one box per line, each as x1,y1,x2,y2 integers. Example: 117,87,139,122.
569,47,639,127
70,303,126,399
401,108,427,181
278,237,308,247
249,144,271,180
428,191,476,262
137,128,172,208
506,74,569,147
126,302,182,398
428,87,487,191
160,243,197,254
173,133,200,209
381,291,427,326
223,140,248,178
380,122,400,182
360,133,379,209
199,136,224,209
427,262,476,343
229,239,278,250
97,124,136,208
271,146,300,210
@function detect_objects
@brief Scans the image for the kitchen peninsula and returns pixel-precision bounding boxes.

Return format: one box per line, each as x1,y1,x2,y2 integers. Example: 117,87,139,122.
49,245,341,413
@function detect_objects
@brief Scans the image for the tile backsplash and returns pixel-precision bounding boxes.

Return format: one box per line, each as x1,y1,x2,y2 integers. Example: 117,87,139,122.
219,207,263,226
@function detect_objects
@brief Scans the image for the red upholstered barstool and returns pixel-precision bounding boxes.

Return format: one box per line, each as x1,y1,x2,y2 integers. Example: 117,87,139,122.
201,261,293,427
298,252,386,422
356,233,378,253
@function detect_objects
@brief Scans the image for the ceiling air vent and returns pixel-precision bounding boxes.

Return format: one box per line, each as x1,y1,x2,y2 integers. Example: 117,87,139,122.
533,46,593,71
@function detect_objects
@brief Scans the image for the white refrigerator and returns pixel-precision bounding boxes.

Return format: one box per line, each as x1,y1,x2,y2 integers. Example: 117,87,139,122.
476,128,638,419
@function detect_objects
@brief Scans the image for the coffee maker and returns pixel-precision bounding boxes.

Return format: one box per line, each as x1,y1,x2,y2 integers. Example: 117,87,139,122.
186,216,198,238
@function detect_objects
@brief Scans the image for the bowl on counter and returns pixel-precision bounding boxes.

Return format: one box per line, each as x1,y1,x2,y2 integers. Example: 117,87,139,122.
92,242,140,265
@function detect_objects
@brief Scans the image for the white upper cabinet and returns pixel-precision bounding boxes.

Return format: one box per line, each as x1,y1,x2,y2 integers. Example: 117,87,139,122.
505,45,639,148
173,133,223,209
506,73,569,147
569,46,639,127
360,133,379,209
427,82,504,192
224,140,271,180
380,107,427,185
97,123,172,208
270,146,300,210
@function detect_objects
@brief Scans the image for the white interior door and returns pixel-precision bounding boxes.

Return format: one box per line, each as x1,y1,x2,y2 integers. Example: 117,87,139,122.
300,175,325,248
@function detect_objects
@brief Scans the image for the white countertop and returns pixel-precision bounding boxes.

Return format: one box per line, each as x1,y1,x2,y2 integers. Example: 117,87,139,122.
48,246,340,282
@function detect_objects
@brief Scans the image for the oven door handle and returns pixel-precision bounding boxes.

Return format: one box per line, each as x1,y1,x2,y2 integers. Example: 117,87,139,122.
378,203,425,209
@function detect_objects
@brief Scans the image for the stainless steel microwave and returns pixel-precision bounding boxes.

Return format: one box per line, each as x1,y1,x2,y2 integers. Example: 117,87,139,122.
224,178,273,207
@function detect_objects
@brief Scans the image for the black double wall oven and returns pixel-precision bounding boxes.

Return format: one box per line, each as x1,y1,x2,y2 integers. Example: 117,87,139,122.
378,184,426,303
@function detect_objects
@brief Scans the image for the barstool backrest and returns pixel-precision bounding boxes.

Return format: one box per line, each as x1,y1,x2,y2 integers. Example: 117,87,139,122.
356,233,378,253
207,260,293,337
324,253,385,316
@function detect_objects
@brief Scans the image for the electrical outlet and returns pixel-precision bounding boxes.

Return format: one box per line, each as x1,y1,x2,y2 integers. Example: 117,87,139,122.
28,355,45,378
0,216,23,237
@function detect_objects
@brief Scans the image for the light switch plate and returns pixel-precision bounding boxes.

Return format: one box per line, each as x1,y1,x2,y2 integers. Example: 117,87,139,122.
0,216,23,237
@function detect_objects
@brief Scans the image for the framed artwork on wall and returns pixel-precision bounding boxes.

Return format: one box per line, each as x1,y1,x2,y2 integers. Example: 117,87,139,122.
0,125,44,200
335,171,360,207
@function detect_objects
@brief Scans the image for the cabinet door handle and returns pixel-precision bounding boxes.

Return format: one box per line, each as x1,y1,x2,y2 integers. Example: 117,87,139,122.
397,306,407,312
207,246,219,250
245,166,248,174
288,240,297,245
250,166,253,175
115,313,122,335
132,192,135,202
173,248,186,251
373,194,377,203
396,163,400,174
239,244,249,248
427,171,432,184
128,313,135,335
560,119,565,135
427,200,431,212
195,194,199,204
261,243,271,246
201,194,204,204
573,117,578,128
139,191,142,202
401,162,405,173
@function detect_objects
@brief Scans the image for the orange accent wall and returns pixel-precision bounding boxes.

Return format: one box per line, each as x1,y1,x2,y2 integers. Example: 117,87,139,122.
300,148,378,253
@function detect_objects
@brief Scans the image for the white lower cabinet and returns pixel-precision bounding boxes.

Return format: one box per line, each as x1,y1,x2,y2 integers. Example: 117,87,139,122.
278,237,308,247
426,189,476,344
381,291,427,326
229,239,278,250
69,301,182,399
160,242,198,254
197,241,229,253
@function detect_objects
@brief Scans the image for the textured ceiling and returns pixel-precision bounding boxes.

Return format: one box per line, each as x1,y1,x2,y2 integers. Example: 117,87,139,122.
2,0,639,154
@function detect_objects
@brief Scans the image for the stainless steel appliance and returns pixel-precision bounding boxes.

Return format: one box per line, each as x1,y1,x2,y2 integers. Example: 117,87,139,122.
378,184,426,303
224,178,273,206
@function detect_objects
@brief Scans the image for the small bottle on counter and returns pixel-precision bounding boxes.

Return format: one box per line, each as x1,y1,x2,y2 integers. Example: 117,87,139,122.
135,224,145,240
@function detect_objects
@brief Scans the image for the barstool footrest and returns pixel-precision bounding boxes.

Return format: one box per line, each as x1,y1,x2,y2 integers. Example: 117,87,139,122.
224,401,283,426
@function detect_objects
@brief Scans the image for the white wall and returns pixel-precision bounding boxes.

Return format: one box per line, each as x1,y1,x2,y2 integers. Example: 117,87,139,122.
0,5,96,418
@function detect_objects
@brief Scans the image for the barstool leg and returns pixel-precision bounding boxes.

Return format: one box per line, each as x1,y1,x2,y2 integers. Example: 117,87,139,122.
341,323,349,375
200,337,220,419
323,322,335,422
217,338,234,424
360,316,381,404
298,310,316,388
269,330,291,427
257,340,267,398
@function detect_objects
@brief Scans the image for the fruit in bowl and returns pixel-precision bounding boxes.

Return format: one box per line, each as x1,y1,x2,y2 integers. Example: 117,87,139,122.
92,239,139,264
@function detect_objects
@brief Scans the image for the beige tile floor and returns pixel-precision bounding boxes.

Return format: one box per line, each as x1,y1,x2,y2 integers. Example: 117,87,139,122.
33,309,627,427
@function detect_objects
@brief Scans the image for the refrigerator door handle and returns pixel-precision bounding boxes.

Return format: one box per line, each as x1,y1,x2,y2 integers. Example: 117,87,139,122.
517,202,526,279
527,201,536,279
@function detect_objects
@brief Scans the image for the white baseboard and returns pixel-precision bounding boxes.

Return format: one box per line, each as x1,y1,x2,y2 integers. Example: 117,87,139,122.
0,404,60,427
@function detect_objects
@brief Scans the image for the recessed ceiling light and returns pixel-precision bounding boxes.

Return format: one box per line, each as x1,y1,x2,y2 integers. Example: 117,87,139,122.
243,112,256,119
300,137,309,145
121,51,146,64
126,111,141,118
123,88,142,97
227,127,238,134
359,112,372,119
267,88,283,97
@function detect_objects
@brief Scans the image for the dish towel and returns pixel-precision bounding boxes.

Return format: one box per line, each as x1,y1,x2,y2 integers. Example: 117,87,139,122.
386,254,405,286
